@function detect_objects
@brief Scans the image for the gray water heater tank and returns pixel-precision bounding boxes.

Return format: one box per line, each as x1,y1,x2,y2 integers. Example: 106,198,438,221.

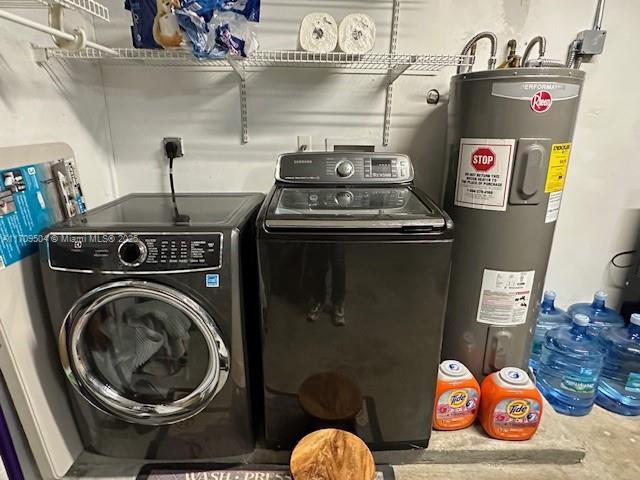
441,67,585,380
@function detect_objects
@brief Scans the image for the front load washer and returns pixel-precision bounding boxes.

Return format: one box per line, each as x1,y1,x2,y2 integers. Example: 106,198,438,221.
257,152,454,450
39,193,263,460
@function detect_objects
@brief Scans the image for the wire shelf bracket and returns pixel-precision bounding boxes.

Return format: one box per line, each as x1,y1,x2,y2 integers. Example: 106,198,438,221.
383,0,401,147
228,58,248,144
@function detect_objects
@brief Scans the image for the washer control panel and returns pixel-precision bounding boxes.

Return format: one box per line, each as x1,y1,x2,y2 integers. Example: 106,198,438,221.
47,232,222,273
277,152,413,184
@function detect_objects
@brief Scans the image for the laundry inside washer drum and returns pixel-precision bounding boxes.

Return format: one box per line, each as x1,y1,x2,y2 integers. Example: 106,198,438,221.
85,298,209,403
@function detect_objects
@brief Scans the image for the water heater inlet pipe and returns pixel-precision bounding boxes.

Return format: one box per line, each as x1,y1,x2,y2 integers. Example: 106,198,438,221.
457,31,498,74
522,36,546,66
593,0,606,30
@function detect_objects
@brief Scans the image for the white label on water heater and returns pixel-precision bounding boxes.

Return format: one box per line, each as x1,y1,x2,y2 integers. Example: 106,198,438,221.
545,191,563,223
476,269,535,326
455,138,516,212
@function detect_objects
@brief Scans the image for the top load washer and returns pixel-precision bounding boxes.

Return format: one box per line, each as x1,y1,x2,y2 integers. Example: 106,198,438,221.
256,152,454,450
39,193,263,460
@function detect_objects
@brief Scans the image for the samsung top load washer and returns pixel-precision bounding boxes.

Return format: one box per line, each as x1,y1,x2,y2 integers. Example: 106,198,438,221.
256,152,454,450
39,193,264,460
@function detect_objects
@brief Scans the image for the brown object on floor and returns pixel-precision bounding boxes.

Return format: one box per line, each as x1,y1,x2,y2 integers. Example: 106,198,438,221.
290,428,375,480
297,372,363,422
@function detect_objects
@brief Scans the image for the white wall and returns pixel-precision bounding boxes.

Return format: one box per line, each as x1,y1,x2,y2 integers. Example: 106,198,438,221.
0,9,117,205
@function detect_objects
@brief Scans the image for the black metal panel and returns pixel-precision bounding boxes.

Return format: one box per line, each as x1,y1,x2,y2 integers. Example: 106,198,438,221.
257,236,452,449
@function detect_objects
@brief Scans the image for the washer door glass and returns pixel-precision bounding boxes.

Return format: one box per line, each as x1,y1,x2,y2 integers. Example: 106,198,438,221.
60,280,229,425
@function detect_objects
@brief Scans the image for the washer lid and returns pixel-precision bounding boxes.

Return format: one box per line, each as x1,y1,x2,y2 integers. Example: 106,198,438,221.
55,193,264,228
264,187,446,230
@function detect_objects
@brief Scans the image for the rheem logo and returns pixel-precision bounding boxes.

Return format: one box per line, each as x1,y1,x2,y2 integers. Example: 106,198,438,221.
530,90,553,113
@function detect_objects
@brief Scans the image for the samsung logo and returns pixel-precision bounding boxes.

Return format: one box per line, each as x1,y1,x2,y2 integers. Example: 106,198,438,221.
293,160,313,164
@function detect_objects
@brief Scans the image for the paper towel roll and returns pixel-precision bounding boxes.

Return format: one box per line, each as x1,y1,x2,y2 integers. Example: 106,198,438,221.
338,13,376,54
299,13,338,53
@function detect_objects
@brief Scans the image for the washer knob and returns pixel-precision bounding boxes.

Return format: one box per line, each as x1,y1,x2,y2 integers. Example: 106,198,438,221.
336,161,354,178
335,191,354,207
118,239,148,267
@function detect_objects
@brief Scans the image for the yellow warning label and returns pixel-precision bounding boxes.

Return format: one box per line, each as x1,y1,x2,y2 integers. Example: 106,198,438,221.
545,143,572,193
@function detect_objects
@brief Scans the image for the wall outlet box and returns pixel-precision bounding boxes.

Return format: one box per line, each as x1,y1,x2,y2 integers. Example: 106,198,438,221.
297,136,313,151
163,137,184,158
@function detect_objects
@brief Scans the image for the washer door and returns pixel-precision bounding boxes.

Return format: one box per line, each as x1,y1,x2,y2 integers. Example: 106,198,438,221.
59,280,229,425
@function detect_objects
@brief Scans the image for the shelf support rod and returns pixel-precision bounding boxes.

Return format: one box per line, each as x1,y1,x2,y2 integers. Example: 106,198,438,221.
0,7,117,55
383,0,401,147
228,58,249,144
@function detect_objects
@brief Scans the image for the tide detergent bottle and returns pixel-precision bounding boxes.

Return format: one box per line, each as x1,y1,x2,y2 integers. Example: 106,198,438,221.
479,367,543,441
433,360,480,430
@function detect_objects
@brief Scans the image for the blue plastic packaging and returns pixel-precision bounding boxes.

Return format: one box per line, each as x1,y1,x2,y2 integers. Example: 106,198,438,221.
596,313,640,416
180,0,217,21
219,0,260,22
566,290,625,332
125,0,161,49
529,291,570,372
177,3,258,58
536,313,605,416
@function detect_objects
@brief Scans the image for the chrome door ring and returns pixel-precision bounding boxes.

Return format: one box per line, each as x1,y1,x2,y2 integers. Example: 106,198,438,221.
59,279,229,425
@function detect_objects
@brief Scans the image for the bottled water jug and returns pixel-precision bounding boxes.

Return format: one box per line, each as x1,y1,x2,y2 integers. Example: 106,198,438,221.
529,291,569,372
536,314,605,416
566,290,624,332
596,313,640,416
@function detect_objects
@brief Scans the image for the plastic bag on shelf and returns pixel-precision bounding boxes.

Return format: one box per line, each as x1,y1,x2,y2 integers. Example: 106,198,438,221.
176,8,258,59
218,0,261,22
126,0,184,49
212,11,259,57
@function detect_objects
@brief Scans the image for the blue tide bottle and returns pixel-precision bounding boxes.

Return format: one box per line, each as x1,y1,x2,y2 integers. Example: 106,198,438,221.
566,290,624,332
596,313,640,416
536,314,605,416
529,291,569,372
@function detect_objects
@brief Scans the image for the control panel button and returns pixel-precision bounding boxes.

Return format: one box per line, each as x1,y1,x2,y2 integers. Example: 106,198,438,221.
118,240,148,267
336,161,355,178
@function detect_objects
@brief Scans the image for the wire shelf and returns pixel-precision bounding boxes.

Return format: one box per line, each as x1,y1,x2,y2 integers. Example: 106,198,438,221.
0,0,109,22
245,51,471,72
39,47,472,72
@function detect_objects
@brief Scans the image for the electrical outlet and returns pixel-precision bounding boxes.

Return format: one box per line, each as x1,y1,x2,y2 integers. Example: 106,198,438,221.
163,137,184,158
297,136,312,152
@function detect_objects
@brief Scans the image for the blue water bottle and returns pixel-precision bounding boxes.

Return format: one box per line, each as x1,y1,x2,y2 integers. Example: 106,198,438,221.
596,313,640,416
566,290,624,332
536,313,605,416
529,291,569,372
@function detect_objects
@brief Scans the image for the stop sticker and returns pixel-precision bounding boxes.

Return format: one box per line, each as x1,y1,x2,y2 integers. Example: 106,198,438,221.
471,147,495,172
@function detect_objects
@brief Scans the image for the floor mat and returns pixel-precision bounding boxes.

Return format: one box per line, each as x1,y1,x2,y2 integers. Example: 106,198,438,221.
137,463,396,479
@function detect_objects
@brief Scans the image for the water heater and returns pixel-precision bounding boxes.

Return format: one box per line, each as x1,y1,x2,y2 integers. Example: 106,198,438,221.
441,67,585,379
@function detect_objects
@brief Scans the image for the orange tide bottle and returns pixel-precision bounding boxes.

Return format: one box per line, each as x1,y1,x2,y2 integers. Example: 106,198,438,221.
479,367,543,441
433,360,481,430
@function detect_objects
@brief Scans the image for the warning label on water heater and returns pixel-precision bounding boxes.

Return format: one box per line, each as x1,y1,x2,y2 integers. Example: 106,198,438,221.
455,138,516,212
476,269,535,326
